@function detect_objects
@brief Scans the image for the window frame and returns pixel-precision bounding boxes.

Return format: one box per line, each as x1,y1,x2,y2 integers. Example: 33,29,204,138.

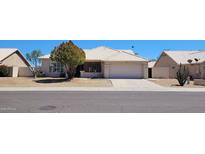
49,62,64,73
84,62,101,73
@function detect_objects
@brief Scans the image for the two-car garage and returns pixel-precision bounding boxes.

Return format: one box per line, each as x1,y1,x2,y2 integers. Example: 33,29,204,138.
104,62,146,79
82,46,148,79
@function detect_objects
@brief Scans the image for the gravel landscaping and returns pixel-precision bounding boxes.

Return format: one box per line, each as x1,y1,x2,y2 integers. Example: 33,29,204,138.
149,79,205,88
0,77,112,87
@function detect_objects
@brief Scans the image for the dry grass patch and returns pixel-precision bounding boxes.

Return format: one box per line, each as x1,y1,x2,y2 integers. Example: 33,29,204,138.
0,77,112,87
149,79,205,88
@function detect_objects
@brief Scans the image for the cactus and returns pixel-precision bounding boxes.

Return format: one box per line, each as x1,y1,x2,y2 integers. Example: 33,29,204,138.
176,64,189,86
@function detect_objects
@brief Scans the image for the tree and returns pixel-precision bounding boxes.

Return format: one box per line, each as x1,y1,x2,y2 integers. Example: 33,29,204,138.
50,41,85,79
176,64,189,86
26,50,43,77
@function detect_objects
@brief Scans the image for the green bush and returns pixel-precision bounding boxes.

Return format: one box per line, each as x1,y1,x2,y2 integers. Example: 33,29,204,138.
176,64,189,86
50,41,85,79
0,65,9,77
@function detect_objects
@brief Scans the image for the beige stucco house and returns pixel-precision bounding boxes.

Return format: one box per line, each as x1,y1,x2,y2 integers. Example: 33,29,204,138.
152,50,205,79
39,46,148,79
0,48,33,77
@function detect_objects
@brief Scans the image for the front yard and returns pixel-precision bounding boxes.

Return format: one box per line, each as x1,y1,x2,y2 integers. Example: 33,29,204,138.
149,79,205,88
0,77,112,87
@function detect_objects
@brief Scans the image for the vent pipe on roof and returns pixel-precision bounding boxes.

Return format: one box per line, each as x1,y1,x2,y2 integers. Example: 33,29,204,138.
187,59,192,64
194,58,199,62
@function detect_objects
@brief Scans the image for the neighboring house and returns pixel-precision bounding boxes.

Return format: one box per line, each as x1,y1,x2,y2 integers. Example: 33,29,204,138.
39,46,148,79
153,50,205,79
148,61,156,78
0,48,33,77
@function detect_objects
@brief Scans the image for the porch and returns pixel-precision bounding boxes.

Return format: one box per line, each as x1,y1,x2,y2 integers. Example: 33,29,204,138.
80,61,103,78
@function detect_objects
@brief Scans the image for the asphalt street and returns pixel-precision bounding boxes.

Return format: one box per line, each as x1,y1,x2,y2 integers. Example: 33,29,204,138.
0,91,205,113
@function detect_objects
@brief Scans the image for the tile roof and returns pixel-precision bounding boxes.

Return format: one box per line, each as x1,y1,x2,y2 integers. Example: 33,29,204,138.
117,49,135,55
0,48,18,61
0,48,31,66
40,46,147,62
164,50,205,64
148,61,156,68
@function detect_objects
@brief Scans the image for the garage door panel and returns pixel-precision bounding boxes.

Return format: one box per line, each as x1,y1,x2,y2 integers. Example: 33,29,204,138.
108,62,143,79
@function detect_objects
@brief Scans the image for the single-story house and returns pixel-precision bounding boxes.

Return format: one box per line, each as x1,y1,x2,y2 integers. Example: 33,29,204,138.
148,61,156,78
152,50,205,79
39,46,148,79
0,48,33,77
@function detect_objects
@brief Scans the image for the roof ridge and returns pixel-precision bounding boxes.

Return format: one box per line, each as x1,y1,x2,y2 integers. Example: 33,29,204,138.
102,46,146,59
104,47,147,61
190,51,205,55
86,46,134,57
0,48,18,61
116,49,147,61
164,50,205,52
0,48,31,67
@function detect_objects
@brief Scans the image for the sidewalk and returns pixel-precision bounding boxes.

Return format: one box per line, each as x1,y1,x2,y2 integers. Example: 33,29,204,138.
0,79,205,91
0,86,205,92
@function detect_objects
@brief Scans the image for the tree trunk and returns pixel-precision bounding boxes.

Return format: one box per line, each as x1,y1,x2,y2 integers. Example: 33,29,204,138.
64,65,70,80
68,67,75,79
32,68,37,79
64,65,76,80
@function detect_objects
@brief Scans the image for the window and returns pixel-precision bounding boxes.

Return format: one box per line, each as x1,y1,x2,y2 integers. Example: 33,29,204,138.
84,62,101,72
49,62,64,73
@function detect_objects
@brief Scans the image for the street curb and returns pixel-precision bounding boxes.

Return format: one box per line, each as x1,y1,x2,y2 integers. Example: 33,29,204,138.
0,87,205,92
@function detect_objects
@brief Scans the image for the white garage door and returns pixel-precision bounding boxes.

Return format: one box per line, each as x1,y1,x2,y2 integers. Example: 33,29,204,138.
108,62,143,79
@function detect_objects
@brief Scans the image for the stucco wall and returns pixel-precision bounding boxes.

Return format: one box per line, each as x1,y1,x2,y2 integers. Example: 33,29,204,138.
2,53,28,67
154,52,204,79
154,53,178,78
143,64,148,79
41,59,62,77
18,67,33,77
201,62,205,79
155,53,177,68
12,66,19,77
104,62,110,78
152,67,169,78
1,53,33,77
41,59,51,75
186,64,201,79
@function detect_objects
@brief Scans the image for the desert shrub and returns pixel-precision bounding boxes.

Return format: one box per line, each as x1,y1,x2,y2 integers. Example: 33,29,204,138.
0,65,9,77
176,64,189,86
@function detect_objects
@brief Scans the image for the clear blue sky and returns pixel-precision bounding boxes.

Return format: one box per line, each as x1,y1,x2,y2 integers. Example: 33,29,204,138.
0,40,205,60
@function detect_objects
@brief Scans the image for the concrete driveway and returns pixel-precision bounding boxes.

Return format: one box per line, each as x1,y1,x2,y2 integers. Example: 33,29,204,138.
110,79,164,90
